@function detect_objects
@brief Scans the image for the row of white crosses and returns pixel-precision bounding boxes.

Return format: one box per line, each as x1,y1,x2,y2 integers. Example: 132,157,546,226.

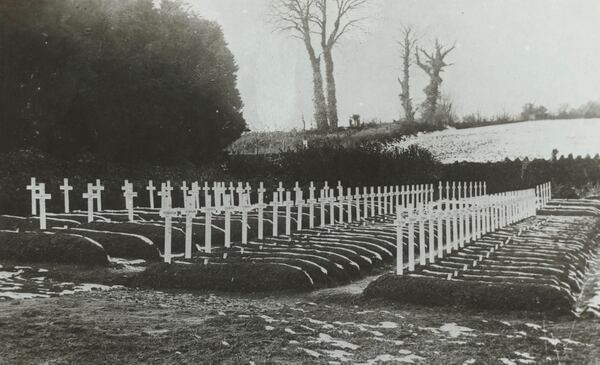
395,184,544,275
535,182,552,208
27,178,103,228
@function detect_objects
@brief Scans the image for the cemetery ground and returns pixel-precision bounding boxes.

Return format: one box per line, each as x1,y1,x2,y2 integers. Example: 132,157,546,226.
2,180,600,363
0,256,599,364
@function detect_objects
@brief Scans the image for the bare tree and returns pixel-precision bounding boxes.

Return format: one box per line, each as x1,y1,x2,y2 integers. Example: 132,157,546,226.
397,25,417,123
314,0,367,129
415,39,455,125
271,0,329,130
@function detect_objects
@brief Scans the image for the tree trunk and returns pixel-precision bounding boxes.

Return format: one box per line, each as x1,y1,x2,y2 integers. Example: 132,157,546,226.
309,56,329,130
323,48,338,129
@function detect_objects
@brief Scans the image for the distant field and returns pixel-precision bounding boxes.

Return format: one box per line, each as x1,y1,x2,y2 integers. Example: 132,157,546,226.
388,118,600,163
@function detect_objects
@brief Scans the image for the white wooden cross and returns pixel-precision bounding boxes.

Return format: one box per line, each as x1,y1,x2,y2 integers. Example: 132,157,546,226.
276,181,285,202
202,182,211,208
307,182,317,228
376,186,383,216
191,181,200,209
354,187,362,220
181,181,189,204
417,205,426,265
59,178,73,213
283,191,294,235
222,193,236,248
483,181,487,195
159,207,180,263
346,187,353,223
318,189,327,226
395,208,406,275
469,181,474,198
236,182,245,207
337,186,346,224
328,188,336,224
239,192,253,245
451,181,456,202
157,183,170,209
82,183,96,223
163,180,173,204
382,186,389,215
272,192,280,236
227,182,236,201
147,180,156,209
93,179,104,212
123,184,138,222
438,181,444,201
363,187,369,219
407,211,416,271
369,187,375,217
182,195,197,259
445,182,450,202
37,183,51,230
294,182,304,231
212,183,223,211
200,194,216,253
257,182,267,239
26,177,39,215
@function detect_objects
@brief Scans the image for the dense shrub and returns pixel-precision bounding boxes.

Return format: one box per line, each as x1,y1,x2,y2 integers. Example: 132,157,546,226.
0,0,246,164
0,231,109,266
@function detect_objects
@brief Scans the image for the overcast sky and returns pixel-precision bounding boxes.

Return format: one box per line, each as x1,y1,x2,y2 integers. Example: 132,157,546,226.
185,0,600,131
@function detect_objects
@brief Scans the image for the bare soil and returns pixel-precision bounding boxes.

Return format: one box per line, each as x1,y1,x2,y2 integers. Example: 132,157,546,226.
0,282,599,364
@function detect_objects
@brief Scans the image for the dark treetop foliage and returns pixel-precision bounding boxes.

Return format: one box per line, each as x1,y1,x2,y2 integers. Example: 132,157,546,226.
0,0,246,164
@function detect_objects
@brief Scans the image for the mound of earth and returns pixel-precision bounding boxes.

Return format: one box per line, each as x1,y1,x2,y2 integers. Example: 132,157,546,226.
136,262,314,292
364,213,600,315
0,231,109,266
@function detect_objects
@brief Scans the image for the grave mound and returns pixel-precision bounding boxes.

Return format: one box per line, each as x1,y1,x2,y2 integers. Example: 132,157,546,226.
137,261,314,292
81,221,185,253
0,215,81,231
364,215,600,315
0,231,109,266
52,227,161,260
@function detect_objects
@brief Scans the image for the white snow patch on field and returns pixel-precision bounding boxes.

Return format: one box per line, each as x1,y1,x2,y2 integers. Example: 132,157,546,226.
323,349,353,362
314,333,359,350
300,348,320,358
439,323,475,338
524,323,542,330
540,337,561,346
357,353,424,364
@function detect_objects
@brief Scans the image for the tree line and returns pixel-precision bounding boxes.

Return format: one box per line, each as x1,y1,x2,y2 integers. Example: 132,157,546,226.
271,2,455,131
0,0,247,164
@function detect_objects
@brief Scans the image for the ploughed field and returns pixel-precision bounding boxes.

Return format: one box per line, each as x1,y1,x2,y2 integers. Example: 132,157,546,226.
389,118,600,163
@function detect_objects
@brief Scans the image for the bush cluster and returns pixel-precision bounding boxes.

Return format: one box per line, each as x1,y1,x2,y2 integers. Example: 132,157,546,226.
0,0,246,164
